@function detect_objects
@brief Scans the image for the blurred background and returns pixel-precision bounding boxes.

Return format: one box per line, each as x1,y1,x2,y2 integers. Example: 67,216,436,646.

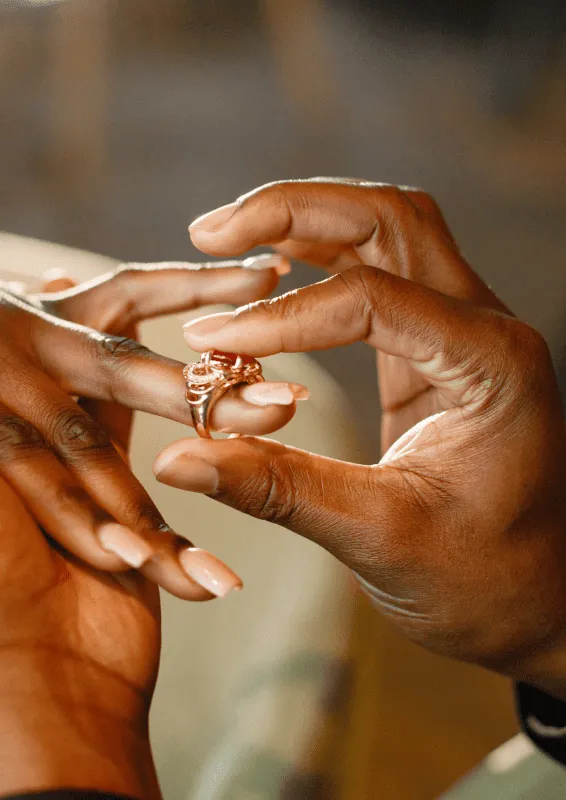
2,0,566,451
1,0,566,797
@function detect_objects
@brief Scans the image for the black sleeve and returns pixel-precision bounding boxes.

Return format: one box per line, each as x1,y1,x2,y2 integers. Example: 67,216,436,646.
0,792,139,800
517,682,566,766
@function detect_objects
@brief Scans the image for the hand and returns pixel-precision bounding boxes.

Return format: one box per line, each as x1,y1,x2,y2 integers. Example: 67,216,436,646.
0,257,307,600
0,474,161,797
156,179,566,699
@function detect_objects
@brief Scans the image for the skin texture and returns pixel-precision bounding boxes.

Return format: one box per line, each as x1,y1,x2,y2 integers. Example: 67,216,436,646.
0,261,305,796
0,279,160,795
0,460,162,796
0,260,301,600
156,178,566,698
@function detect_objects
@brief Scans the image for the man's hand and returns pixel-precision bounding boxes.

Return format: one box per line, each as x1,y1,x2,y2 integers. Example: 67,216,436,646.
155,179,566,699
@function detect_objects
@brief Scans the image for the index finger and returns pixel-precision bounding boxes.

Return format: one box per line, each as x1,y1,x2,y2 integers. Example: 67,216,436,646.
188,179,504,310
189,179,392,255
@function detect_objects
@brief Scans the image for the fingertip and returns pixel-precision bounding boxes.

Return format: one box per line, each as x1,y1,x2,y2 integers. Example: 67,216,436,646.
41,270,77,292
188,226,237,256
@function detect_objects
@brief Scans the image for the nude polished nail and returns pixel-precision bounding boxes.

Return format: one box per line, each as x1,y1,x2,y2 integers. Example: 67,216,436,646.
98,523,154,568
189,202,239,232
154,453,219,494
179,547,243,597
241,382,310,406
183,312,233,343
242,254,292,276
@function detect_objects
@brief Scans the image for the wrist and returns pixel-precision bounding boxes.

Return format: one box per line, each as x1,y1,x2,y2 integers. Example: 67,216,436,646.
511,637,566,703
0,646,160,799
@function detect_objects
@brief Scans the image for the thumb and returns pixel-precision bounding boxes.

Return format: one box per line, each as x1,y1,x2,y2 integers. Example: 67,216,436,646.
152,435,411,581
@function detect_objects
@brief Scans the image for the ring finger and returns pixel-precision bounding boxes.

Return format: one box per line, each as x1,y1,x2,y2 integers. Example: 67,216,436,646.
0,389,241,600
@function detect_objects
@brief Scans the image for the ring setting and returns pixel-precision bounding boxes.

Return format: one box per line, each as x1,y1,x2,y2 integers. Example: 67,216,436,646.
184,350,264,438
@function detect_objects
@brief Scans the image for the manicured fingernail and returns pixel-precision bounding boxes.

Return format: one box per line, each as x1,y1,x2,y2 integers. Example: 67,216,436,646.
276,260,292,276
98,523,154,568
242,254,292,276
179,547,243,597
183,312,233,341
241,382,310,406
154,452,219,493
41,267,68,285
189,201,239,232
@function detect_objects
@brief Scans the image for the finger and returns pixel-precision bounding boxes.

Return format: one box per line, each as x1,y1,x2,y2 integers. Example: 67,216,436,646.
152,435,412,589
0,379,241,601
80,319,138,459
0,405,152,571
0,474,52,572
41,269,77,293
40,255,289,333
41,272,135,458
29,316,303,435
79,397,132,462
188,179,503,309
183,265,515,405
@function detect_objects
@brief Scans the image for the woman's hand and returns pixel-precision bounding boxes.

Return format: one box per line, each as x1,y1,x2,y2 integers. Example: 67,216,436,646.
0,256,306,600
156,180,566,698
0,475,162,797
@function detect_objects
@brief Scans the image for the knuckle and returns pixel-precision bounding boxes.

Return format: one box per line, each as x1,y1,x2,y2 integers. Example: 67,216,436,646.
0,414,44,460
50,408,110,455
406,187,437,210
232,458,297,525
94,333,149,361
92,334,153,393
506,319,554,382
338,264,387,307
510,319,549,357
119,490,167,532
333,266,384,340
480,316,553,403
369,186,413,257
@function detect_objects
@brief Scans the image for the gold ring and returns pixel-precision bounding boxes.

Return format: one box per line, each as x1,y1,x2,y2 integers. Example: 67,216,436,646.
183,350,264,439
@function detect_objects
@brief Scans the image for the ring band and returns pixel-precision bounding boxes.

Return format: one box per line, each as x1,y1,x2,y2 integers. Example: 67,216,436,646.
183,350,264,439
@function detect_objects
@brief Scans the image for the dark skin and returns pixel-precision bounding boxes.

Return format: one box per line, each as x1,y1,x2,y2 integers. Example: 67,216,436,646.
0,477,161,796
2,182,565,795
0,278,161,796
156,178,566,699
0,259,299,599
0,260,307,796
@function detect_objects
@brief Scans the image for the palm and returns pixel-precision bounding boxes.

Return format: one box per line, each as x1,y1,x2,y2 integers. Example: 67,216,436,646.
0,485,160,708
50,556,160,698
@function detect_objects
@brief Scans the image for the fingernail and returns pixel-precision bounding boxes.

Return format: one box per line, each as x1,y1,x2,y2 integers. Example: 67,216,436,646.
242,254,292,276
98,523,154,568
276,260,292,276
189,201,239,232
241,382,310,406
41,267,69,285
154,453,219,493
183,312,233,341
179,547,243,597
